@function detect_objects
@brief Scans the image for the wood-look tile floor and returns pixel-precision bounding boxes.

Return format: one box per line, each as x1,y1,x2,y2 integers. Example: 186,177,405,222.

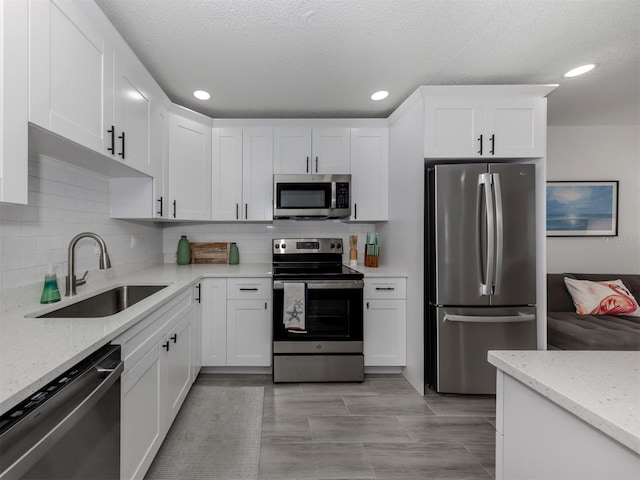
195,373,496,480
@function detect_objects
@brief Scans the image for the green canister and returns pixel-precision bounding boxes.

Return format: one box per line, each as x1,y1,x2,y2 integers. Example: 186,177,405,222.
229,242,239,264
177,235,190,265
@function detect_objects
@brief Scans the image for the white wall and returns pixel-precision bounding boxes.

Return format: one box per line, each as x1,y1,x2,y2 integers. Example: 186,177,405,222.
0,154,163,306
379,90,426,394
546,125,640,274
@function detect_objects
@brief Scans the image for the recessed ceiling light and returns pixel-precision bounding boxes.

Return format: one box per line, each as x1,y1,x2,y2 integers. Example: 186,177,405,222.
193,90,211,100
371,90,389,101
563,64,596,78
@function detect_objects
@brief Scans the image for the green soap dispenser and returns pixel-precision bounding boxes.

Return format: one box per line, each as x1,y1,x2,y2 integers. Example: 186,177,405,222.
229,242,239,265
40,265,61,304
177,235,191,265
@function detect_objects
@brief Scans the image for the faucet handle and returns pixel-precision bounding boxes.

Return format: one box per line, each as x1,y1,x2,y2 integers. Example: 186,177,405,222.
76,270,88,287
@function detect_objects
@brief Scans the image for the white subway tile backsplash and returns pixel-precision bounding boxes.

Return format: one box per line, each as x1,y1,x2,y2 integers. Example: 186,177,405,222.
0,153,163,292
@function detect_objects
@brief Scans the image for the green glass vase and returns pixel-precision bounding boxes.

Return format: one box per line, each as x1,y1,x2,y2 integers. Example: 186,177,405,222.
229,242,239,265
177,235,191,265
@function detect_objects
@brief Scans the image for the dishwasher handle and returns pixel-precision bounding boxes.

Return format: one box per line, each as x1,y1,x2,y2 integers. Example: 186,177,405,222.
0,360,123,480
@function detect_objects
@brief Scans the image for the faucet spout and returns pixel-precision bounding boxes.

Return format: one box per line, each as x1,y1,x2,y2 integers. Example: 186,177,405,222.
66,232,112,297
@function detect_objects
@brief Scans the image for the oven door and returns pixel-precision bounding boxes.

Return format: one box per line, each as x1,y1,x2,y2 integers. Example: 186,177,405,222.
273,279,363,344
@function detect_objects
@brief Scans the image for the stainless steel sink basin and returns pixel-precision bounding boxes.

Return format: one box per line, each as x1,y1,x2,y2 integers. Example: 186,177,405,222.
37,285,168,318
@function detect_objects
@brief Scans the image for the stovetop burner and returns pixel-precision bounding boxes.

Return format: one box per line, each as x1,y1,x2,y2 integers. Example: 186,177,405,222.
272,238,363,280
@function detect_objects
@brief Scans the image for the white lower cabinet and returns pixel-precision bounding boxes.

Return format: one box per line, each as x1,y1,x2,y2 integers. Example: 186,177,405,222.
115,287,196,480
363,277,407,366
202,277,272,367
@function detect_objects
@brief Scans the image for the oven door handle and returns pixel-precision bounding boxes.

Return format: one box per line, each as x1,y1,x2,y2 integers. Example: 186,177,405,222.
273,280,364,290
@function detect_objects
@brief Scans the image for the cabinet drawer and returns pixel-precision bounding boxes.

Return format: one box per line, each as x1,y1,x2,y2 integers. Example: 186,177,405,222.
364,278,406,299
227,278,271,300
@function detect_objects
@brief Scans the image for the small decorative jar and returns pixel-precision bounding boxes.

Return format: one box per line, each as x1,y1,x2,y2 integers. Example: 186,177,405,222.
177,235,191,265
229,242,239,265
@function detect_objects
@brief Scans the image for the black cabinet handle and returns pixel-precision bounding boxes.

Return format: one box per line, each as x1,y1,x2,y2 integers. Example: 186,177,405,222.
375,287,396,291
245,203,248,220
170,334,177,343
173,200,177,218
239,287,258,291
477,134,483,155
366,302,370,309
315,156,318,172
162,341,170,351
489,134,495,155
265,302,267,310
354,203,357,220
157,196,163,216
196,283,201,303
236,203,239,220
306,156,309,173
118,131,125,159
107,126,115,155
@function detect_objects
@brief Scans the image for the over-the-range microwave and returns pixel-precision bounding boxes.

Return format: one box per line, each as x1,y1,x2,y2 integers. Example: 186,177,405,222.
273,174,351,219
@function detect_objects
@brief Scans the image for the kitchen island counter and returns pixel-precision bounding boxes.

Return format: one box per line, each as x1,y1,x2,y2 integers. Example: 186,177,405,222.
489,350,640,479
0,263,271,414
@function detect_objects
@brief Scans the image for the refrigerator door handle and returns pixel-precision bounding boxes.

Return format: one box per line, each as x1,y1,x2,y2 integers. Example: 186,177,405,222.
444,313,536,323
478,173,495,296
492,173,504,296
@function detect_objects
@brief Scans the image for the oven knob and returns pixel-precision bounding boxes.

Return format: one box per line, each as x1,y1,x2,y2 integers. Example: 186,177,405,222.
275,244,280,249
336,243,342,249
330,243,335,249
281,244,286,249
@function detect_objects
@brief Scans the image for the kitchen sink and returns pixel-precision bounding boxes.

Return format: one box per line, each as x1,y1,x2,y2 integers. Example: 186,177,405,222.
37,285,168,318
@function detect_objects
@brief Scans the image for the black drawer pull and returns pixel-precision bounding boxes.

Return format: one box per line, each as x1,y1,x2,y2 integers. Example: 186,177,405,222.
239,288,258,291
170,334,177,343
162,341,170,351
375,287,396,291
196,284,201,303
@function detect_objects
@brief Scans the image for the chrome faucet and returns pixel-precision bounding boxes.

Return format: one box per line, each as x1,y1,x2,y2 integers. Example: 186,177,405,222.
66,232,112,296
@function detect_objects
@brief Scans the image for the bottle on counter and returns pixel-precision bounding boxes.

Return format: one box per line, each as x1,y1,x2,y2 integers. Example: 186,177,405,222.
177,235,191,265
229,242,239,265
40,265,61,304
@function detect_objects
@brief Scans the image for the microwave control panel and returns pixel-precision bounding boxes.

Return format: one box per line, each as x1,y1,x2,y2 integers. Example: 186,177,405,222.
336,183,350,208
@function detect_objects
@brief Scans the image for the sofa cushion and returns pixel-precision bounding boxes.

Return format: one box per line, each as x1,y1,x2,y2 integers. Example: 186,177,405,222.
564,277,640,316
547,312,640,350
572,273,640,301
547,273,576,312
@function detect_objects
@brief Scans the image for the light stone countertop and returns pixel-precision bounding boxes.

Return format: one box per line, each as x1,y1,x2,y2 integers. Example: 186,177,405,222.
488,350,640,455
0,263,272,414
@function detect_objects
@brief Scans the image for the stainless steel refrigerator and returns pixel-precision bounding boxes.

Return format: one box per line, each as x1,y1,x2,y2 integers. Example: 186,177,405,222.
425,163,538,394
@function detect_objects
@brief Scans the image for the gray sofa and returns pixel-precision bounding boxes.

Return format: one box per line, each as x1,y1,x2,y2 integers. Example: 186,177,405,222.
547,273,640,350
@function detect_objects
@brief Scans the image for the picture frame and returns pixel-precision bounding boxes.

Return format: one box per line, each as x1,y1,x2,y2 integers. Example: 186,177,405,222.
546,181,619,237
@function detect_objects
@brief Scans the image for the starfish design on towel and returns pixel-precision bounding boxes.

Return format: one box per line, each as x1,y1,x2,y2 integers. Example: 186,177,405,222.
286,305,302,322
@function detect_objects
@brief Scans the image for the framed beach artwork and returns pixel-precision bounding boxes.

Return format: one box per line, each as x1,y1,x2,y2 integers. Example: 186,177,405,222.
546,181,619,237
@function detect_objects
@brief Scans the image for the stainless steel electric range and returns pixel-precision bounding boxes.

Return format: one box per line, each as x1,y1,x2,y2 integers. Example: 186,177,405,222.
272,238,364,382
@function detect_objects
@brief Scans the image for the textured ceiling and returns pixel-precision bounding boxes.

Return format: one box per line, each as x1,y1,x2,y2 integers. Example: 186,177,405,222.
95,0,640,126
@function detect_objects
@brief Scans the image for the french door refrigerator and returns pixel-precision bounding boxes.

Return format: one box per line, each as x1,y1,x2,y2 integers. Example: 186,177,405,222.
425,163,537,394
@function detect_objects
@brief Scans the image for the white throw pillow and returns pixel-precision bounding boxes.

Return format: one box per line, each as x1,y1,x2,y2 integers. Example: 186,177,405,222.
564,277,640,317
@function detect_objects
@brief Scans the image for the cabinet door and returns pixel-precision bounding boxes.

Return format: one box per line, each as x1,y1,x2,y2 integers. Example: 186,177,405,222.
242,127,274,220
152,105,170,218
484,97,546,158
165,310,193,426
211,128,243,220
350,128,389,221
227,299,271,366
121,342,164,480
0,0,28,204
201,279,227,366
273,127,311,174
424,97,483,158
364,299,406,366
192,283,203,380
29,0,113,154
113,54,153,174
169,113,212,220
312,128,350,173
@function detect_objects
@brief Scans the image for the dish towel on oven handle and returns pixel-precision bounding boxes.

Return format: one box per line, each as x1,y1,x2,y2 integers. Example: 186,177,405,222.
283,282,306,331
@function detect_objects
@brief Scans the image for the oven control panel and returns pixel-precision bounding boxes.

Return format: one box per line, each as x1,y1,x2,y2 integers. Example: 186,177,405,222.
273,238,343,254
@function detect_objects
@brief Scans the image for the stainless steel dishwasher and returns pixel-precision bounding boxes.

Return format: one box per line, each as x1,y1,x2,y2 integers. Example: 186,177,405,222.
0,344,123,479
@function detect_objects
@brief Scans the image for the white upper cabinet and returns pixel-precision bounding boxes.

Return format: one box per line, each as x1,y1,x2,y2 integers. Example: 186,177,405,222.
29,0,158,175
242,128,274,221
423,86,552,159
0,0,28,205
168,111,212,220
350,128,389,221
30,0,113,153
212,127,273,221
274,127,350,174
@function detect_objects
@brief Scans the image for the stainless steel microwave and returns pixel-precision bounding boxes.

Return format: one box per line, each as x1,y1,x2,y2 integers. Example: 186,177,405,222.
273,174,351,219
